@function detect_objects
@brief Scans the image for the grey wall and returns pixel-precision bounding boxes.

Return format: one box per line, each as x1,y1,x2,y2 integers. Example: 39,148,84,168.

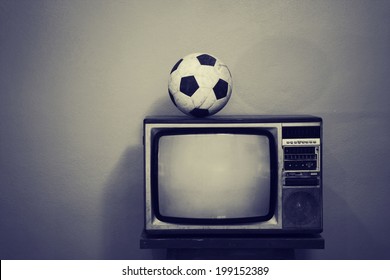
1,0,389,259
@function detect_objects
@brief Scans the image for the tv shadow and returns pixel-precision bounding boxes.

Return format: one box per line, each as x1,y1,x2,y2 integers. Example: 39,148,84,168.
101,146,165,259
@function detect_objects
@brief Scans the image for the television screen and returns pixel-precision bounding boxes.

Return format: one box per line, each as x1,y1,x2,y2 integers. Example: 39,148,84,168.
156,133,273,223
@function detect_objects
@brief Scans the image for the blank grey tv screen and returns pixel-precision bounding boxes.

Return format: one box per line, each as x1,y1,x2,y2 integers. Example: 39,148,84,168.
156,133,271,221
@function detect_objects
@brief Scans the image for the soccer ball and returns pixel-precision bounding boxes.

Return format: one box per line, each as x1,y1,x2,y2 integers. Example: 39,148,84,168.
168,53,233,117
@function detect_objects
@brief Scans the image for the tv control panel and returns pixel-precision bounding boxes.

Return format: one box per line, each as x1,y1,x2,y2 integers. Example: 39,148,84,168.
284,147,319,171
282,125,321,187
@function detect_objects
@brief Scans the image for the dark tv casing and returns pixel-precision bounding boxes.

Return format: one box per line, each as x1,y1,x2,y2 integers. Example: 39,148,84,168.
144,115,323,235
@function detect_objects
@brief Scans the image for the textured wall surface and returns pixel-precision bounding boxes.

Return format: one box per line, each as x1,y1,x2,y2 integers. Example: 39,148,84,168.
1,0,389,259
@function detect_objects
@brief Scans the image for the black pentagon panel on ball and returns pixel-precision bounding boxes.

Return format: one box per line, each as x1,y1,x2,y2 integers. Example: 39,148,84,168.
190,108,210,117
197,54,216,66
213,79,229,99
180,76,199,97
170,58,183,74
168,89,177,106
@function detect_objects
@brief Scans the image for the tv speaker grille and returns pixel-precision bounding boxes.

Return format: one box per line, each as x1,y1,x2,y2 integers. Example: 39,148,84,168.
282,188,321,229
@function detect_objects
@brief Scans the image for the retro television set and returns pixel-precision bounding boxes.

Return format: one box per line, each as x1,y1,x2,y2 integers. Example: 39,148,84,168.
143,115,322,235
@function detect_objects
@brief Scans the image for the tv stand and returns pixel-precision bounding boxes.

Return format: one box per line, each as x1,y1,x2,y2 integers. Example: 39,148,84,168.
140,231,324,260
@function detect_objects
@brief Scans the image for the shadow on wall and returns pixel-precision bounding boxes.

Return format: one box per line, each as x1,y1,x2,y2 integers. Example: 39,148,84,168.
101,91,179,260
102,146,165,259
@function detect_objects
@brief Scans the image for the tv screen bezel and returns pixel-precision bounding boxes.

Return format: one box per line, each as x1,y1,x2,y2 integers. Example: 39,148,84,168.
150,127,278,225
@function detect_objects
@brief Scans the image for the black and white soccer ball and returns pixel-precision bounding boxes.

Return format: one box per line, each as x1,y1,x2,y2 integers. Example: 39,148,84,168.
168,53,233,117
